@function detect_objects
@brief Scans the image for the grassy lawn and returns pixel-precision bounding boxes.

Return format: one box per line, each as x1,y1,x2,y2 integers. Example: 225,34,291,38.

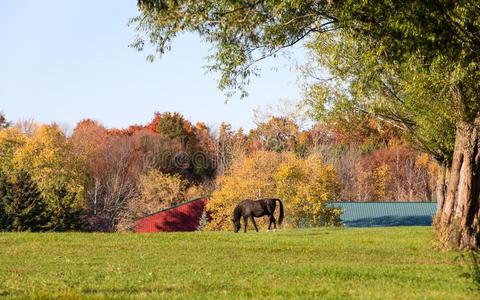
0,227,477,299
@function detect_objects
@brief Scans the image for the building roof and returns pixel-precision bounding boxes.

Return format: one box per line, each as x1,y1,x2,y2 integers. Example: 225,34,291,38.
136,197,207,221
329,202,437,227
135,197,208,232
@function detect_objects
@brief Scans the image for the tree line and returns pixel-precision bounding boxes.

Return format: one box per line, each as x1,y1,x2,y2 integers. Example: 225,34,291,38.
0,109,437,232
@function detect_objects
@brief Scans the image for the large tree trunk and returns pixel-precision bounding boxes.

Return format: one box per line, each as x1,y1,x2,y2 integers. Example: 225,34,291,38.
435,116,480,249
435,162,447,210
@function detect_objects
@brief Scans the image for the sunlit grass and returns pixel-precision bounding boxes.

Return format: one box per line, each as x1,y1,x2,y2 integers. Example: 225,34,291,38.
0,227,476,299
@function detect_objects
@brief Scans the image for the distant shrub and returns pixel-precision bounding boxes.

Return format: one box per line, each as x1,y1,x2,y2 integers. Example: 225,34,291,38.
197,211,209,231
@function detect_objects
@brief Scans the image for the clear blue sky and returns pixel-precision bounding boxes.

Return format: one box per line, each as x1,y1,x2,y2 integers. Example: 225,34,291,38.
0,0,305,131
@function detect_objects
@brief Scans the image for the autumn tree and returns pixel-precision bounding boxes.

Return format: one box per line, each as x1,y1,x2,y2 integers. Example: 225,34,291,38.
351,144,437,202
71,120,113,230
71,114,215,231
249,116,299,153
145,112,215,181
0,128,25,174
14,125,87,230
133,0,480,249
207,151,340,230
214,123,247,175
92,133,145,231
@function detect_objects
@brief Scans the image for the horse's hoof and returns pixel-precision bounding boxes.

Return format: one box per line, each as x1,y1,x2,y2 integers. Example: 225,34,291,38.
267,230,270,232
274,229,277,232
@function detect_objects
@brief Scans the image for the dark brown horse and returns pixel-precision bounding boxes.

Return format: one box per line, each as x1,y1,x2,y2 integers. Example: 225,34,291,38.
232,198,284,232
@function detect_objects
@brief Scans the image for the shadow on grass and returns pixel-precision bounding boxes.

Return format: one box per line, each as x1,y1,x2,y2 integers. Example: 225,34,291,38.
82,287,160,294
344,215,433,227
457,250,480,292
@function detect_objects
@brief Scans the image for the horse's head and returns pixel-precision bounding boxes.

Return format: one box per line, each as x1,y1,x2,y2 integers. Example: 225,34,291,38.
232,217,241,233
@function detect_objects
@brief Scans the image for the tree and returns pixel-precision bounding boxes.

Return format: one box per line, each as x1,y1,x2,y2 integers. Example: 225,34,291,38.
146,112,215,181
131,170,187,217
132,0,337,98
214,123,247,175
14,125,87,231
133,0,480,249
71,119,108,224
249,117,299,153
206,151,340,230
89,132,144,231
0,170,49,231
0,112,10,130
303,1,479,249
0,171,9,230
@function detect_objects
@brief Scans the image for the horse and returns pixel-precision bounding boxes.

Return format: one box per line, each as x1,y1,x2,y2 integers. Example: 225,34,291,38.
231,198,284,233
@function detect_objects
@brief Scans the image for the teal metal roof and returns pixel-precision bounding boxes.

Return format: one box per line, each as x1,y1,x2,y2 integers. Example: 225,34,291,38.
329,202,437,227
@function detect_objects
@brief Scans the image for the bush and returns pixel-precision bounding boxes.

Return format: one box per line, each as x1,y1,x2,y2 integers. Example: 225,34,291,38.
206,151,341,230
275,155,342,227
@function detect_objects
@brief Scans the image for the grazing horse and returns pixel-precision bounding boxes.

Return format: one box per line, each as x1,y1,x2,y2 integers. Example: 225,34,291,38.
232,198,284,233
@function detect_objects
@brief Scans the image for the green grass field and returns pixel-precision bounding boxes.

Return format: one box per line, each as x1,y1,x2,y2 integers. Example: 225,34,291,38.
0,227,477,299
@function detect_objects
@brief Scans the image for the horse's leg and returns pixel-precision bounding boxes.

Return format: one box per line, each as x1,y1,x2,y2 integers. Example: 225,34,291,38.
250,216,259,232
267,216,272,232
270,215,277,232
243,216,248,233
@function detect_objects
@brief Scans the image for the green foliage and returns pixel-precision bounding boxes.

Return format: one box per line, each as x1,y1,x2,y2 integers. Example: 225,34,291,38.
132,0,336,98
303,28,456,164
0,171,9,230
155,112,195,144
0,228,476,298
303,0,480,165
0,170,49,231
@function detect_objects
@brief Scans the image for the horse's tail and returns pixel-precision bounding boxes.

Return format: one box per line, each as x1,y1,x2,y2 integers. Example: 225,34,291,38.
275,199,284,225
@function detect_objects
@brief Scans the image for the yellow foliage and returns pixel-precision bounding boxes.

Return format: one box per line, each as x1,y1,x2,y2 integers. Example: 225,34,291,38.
275,155,341,227
0,128,26,174
13,125,87,210
129,170,187,218
206,151,341,230
373,164,392,200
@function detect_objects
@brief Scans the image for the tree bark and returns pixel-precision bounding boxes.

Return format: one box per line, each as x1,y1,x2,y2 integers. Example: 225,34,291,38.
435,115,480,249
436,162,447,210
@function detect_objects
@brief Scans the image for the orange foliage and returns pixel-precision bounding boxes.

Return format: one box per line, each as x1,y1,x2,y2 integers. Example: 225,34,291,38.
351,144,438,201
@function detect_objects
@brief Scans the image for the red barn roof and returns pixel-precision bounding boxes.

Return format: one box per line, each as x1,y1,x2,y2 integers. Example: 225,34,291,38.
135,197,208,233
